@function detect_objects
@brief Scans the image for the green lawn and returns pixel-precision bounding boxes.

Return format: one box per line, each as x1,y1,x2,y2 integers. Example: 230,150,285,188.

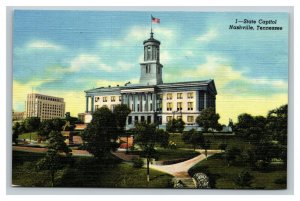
188,153,287,189
169,133,252,150
12,151,173,188
18,132,38,141
155,148,199,161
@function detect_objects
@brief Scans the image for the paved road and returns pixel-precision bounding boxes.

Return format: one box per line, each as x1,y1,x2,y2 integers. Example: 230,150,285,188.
150,149,221,178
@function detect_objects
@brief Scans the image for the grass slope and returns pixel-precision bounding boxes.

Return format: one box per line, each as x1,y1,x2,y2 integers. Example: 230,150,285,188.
12,151,173,188
188,153,287,189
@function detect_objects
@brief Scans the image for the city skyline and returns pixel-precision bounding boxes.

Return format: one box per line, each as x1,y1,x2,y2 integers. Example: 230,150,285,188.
13,11,288,124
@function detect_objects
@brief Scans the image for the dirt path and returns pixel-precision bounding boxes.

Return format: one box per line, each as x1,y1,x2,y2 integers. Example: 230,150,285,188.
13,146,92,157
150,149,221,178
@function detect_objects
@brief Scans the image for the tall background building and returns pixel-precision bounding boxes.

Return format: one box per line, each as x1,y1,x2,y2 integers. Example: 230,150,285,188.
25,93,65,121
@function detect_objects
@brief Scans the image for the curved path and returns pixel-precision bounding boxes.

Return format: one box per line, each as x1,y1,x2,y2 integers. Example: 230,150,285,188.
150,149,221,178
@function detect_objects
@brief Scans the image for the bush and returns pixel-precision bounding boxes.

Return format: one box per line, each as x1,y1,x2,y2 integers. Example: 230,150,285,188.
234,170,253,188
255,160,271,172
193,173,210,188
169,141,177,149
132,158,144,168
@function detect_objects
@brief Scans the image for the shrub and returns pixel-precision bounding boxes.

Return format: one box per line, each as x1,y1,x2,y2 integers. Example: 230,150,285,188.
193,173,210,188
132,158,144,168
255,160,271,172
169,141,177,149
234,170,253,188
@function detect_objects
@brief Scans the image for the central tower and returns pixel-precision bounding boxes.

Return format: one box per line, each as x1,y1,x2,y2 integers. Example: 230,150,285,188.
139,32,163,85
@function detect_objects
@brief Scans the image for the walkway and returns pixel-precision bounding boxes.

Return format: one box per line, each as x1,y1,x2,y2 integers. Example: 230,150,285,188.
150,149,221,188
150,149,221,177
13,146,93,157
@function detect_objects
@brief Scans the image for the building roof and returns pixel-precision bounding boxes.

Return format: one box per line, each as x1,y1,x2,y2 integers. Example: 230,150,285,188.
143,32,160,45
85,79,217,95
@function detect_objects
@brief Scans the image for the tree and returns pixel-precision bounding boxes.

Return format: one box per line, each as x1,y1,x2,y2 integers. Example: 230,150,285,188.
24,117,41,132
235,114,268,144
156,129,170,148
196,107,221,133
201,139,211,160
166,119,185,133
38,118,65,139
174,118,185,133
113,104,131,132
225,147,241,166
12,122,21,145
36,131,71,187
134,122,158,182
82,107,118,158
189,129,204,151
113,104,131,152
266,104,288,145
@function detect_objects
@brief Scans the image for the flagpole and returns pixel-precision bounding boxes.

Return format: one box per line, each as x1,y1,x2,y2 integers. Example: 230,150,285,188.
151,15,153,34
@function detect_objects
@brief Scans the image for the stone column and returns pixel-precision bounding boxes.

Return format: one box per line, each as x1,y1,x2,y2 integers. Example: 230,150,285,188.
91,96,94,113
204,92,207,109
146,93,149,111
86,96,89,113
133,94,135,112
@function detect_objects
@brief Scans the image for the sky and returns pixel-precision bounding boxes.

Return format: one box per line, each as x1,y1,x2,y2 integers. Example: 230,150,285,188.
13,10,289,124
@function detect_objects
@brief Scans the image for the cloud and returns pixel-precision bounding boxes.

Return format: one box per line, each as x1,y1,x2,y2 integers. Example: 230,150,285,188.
58,54,113,73
163,55,288,124
26,40,65,50
196,28,218,42
100,26,176,48
116,61,134,71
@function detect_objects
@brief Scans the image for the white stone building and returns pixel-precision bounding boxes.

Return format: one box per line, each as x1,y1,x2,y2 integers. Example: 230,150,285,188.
25,93,65,121
84,32,217,130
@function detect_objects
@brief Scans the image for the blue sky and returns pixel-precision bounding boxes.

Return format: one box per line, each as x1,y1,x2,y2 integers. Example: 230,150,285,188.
13,10,289,123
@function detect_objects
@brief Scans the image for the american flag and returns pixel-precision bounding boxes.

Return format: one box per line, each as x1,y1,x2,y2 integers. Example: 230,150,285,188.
151,15,160,23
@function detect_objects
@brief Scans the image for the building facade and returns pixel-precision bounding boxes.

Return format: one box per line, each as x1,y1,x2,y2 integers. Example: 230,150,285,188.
25,93,65,121
84,32,217,130
12,111,25,122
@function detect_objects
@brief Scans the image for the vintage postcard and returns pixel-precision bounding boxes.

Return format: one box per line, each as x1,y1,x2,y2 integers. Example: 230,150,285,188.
12,10,288,189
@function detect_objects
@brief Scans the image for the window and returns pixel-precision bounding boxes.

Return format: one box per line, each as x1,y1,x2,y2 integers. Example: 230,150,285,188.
157,102,162,111
137,104,140,112
177,102,182,111
95,105,99,110
150,103,153,111
187,116,194,123
103,97,107,102
119,96,122,101
188,102,193,111
111,96,116,102
147,116,151,124
188,92,194,99
167,102,173,111
128,116,132,125
167,116,172,122
134,116,138,123
167,93,172,100
141,116,145,122
177,93,183,99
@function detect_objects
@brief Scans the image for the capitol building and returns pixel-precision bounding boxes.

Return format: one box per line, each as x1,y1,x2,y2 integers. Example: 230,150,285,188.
83,31,217,130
